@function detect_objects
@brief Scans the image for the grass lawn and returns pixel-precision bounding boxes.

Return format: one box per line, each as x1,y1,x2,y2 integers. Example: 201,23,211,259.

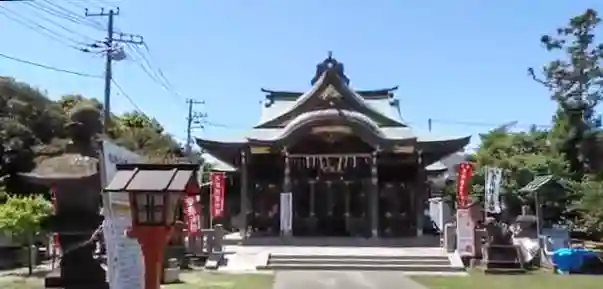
0,276,43,289
167,272,274,289
0,272,274,289
412,270,601,289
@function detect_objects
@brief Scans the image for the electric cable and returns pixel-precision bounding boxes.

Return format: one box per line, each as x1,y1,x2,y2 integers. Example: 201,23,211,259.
0,51,101,78
0,6,85,50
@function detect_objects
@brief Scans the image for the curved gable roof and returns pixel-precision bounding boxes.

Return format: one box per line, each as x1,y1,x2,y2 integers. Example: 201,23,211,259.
247,109,397,147
255,68,405,128
282,109,384,138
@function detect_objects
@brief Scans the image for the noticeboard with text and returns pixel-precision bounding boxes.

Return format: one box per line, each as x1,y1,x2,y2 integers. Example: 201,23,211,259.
456,208,476,256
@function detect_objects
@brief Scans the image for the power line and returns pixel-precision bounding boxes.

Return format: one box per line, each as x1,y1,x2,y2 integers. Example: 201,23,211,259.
140,44,183,98
201,120,249,130
111,79,143,112
0,5,86,50
32,0,105,32
428,119,552,129
21,1,96,43
124,44,171,96
63,0,107,29
124,43,185,101
0,52,101,78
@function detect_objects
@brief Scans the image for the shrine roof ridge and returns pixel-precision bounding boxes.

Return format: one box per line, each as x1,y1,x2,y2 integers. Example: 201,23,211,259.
260,86,399,100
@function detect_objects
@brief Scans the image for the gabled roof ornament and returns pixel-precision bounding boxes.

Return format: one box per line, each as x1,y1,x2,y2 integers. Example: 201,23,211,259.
310,51,350,86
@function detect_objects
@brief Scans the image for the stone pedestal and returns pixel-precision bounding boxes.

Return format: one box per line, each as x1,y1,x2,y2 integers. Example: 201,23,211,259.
483,244,525,273
43,213,107,289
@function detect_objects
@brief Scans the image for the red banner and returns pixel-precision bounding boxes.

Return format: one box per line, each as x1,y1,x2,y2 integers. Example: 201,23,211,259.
50,186,60,250
210,172,225,217
183,196,201,236
456,162,474,208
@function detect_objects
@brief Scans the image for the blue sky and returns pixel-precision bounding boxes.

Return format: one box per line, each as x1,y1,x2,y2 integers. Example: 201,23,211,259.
1,0,601,150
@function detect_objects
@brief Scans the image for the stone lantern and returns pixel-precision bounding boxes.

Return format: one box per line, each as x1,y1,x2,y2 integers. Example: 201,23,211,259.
19,105,107,289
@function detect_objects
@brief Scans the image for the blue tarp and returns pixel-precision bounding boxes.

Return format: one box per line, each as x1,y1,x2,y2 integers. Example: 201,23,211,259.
552,248,599,273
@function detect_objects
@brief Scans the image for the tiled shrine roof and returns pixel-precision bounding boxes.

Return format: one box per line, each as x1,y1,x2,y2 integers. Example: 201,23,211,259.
196,54,470,169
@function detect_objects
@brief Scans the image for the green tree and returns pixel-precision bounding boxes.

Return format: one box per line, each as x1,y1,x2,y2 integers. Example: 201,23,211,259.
527,8,603,234
528,8,603,180
572,178,603,237
0,195,52,274
0,195,52,241
0,77,189,195
468,126,571,219
112,111,185,161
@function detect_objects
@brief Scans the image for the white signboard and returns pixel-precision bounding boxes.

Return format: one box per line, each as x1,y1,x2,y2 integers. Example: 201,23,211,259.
456,208,475,256
105,206,145,289
101,140,144,289
101,140,144,185
279,192,292,234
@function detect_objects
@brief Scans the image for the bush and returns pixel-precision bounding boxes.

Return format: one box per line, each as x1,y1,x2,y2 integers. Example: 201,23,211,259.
0,195,52,244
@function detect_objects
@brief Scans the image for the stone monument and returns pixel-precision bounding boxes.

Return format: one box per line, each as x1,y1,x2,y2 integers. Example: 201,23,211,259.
20,105,107,289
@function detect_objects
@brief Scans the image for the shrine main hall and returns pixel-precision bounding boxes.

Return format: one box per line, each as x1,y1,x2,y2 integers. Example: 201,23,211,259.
197,54,470,238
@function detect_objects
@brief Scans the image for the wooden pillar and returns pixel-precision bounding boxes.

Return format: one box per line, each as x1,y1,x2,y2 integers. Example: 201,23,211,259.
326,180,333,216
344,181,351,216
282,149,292,236
309,180,316,216
240,150,249,236
370,150,379,238
415,151,425,237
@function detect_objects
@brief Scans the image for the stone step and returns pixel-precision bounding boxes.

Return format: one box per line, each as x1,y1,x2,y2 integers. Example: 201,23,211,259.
269,254,447,260
268,258,451,266
257,263,463,272
259,253,463,272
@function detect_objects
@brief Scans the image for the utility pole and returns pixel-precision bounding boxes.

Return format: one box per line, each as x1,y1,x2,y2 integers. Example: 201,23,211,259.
85,7,144,133
185,99,206,159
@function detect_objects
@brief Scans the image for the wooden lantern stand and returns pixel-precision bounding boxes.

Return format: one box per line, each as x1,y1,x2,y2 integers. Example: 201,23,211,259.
127,226,175,289
103,163,200,289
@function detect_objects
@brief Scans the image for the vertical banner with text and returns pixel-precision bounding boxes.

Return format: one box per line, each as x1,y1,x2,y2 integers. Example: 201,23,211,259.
485,167,503,214
183,196,202,236
456,162,474,209
210,172,226,218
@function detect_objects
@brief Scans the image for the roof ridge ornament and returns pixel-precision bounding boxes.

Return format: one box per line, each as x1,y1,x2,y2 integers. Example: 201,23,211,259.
310,51,350,86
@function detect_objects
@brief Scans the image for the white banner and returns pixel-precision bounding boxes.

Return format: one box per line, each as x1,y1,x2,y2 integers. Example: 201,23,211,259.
456,208,475,256
279,192,293,234
100,140,144,289
104,205,145,289
485,167,503,214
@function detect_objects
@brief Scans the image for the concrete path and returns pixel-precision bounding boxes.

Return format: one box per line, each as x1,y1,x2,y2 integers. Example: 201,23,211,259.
273,271,429,289
0,263,53,278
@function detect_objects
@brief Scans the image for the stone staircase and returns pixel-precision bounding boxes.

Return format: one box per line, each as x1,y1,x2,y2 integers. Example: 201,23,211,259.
257,252,464,273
